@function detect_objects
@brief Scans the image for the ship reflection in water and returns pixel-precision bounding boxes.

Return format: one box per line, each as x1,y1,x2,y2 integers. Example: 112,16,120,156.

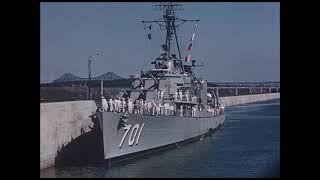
40,99,280,178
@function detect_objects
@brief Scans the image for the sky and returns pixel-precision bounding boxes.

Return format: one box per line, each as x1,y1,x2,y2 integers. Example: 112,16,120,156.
40,2,280,83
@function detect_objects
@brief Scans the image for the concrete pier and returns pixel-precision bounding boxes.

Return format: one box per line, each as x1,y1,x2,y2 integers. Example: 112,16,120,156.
220,93,280,107
40,100,97,170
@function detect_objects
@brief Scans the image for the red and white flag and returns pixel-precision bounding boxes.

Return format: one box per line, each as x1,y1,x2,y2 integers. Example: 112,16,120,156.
186,24,198,51
185,24,198,63
187,42,193,51
185,54,192,62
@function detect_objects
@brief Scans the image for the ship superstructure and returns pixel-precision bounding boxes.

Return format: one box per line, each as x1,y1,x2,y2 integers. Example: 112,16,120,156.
97,2,225,168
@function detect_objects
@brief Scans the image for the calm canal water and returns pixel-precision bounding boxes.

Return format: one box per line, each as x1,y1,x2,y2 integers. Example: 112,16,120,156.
40,99,280,178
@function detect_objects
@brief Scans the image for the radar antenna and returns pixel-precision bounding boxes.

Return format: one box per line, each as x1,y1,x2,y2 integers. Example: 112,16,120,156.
142,2,199,61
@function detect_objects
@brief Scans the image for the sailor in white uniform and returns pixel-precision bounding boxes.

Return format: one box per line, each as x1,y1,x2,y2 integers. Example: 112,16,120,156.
147,101,152,115
156,102,161,116
109,98,114,112
122,98,126,112
128,99,133,113
116,99,120,112
119,98,123,112
152,100,156,115
185,91,189,102
159,102,164,115
160,90,164,101
102,96,108,112
191,106,194,117
133,100,137,114
193,105,198,117
163,103,168,115
169,104,174,115
135,100,139,114
179,90,183,101
114,98,118,112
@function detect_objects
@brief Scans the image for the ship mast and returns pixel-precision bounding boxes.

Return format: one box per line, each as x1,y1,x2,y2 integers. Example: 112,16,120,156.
142,2,199,62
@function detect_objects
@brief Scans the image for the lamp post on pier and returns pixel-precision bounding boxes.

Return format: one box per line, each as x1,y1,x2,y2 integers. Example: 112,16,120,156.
87,51,103,100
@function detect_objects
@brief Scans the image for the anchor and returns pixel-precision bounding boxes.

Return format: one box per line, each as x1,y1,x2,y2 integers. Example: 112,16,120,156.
117,112,129,130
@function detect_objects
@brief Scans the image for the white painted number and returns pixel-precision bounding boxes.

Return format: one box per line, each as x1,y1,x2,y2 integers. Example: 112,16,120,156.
128,124,139,146
119,123,145,148
135,123,144,145
119,124,131,148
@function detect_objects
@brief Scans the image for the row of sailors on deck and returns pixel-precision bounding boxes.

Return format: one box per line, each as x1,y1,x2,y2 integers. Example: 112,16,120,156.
207,106,224,116
102,96,224,117
141,89,194,102
157,90,195,102
178,105,224,117
101,96,175,116
178,105,198,117
174,90,196,102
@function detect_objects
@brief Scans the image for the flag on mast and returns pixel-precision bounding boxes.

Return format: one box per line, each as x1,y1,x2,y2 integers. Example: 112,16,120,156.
187,42,192,51
185,24,198,63
191,33,196,41
185,54,191,62
186,24,198,51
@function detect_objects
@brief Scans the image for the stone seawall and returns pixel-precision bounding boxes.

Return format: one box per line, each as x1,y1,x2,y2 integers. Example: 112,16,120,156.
40,100,97,170
220,93,280,107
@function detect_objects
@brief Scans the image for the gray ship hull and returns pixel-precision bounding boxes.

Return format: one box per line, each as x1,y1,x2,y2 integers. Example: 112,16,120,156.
98,112,225,166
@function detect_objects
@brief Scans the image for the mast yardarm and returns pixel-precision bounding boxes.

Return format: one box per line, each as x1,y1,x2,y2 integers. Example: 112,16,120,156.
141,2,199,61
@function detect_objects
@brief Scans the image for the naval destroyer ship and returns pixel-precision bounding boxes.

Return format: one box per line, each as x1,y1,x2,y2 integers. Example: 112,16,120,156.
96,2,225,168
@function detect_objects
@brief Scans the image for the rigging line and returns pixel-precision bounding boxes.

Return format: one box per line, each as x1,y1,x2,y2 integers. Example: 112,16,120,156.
177,26,184,58
172,21,181,59
180,24,187,59
182,25,191,62
142,24,152,71
145,23,158,71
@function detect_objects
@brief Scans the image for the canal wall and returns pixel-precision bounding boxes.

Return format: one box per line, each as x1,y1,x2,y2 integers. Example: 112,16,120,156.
40,100,97,170
220,93,280,107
